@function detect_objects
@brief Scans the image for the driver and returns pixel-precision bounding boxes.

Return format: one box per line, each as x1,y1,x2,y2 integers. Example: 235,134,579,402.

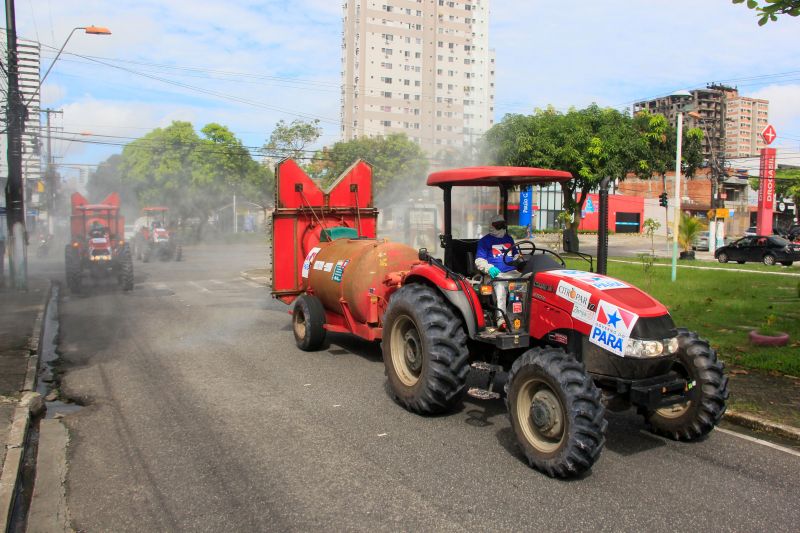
475,214,523,331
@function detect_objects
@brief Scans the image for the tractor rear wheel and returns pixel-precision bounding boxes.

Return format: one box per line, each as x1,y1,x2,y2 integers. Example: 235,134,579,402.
505,347,606,478
292,294,326,351
119,245,134,291
645,329,728,441
382,284,469,415
64,246,82,294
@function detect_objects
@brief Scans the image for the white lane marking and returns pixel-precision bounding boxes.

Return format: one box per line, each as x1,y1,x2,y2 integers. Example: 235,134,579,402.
608,259,800,277
188,281,211,293
209,279,224,285
715,427,800,457
155,283,169,291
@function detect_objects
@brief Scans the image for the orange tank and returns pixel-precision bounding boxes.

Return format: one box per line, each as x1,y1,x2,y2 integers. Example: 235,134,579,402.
306,239,419,324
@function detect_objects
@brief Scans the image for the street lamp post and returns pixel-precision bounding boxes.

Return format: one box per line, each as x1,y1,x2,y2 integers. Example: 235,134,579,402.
671,90,693,282
3,17,110,290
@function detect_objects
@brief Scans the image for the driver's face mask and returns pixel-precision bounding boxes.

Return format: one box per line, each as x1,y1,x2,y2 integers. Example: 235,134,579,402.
489,220,507,238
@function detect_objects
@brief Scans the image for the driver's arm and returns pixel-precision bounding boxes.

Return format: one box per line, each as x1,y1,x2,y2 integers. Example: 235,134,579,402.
474,237,492,275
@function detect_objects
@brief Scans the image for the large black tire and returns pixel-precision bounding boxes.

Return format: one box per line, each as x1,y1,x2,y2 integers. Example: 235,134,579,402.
119,245,134,291
505,348,606,478
382,284,470,415
781,261,793,267
64,246,82,294
292,294,326,351
645,329,728,441
717,252,728,264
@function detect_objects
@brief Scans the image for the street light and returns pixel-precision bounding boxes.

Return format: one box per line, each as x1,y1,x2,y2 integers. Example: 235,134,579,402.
671,90,693,282
25,26,112,107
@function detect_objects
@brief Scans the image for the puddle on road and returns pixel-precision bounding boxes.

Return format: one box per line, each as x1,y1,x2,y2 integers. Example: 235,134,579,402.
37,284,84,419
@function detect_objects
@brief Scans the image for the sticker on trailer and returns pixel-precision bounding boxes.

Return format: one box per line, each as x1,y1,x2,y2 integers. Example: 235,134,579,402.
551,270,629,290
313,260,325,271
588,300,639,356
555,281,595,324
512,302,522,314
301,247,321,279
323,262,334,272
331,259,350,283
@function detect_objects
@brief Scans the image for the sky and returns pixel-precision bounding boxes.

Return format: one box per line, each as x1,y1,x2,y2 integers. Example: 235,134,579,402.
9,0,800,179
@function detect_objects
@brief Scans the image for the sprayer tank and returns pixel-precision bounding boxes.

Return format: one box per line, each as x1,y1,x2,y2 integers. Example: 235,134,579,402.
306,239,418,324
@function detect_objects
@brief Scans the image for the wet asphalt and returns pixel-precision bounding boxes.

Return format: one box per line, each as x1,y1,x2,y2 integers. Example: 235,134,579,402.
51,243,800,532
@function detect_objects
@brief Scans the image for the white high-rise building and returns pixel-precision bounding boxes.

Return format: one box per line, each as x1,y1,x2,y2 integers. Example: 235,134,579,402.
340,0,495,154
0,36,42,209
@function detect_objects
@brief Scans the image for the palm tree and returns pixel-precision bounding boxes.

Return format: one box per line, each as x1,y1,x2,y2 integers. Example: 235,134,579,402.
678,214,706,254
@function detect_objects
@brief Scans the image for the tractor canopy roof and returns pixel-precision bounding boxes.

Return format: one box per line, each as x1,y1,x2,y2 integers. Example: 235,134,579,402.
427,166,572,187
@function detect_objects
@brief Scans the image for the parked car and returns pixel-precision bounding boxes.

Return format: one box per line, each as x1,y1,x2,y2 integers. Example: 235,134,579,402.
714,235,800,266
693,231,709,251
743,226,757,237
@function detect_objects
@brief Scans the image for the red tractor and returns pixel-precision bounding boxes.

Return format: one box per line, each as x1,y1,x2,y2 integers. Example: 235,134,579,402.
65,192,134,293
132,206,182,262
271,161,728,478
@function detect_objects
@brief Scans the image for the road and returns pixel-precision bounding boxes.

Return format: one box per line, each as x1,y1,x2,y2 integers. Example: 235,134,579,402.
51,243,799,532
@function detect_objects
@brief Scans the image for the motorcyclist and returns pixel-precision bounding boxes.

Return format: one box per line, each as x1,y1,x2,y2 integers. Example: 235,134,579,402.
474,214,523,331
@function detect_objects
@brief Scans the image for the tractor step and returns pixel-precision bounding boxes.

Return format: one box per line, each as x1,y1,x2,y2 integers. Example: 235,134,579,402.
467,387,501,401
470,361,503,373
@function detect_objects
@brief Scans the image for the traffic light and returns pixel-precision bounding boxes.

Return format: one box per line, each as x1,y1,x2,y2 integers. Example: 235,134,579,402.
659,192,668,208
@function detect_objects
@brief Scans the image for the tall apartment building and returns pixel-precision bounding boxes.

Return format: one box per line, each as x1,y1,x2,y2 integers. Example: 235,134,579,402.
340,0,495,154
725,93,769,159
0,36,42,210
633,86,768,164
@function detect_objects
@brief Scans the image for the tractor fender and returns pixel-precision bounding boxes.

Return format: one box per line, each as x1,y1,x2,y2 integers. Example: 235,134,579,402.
403,270,483,338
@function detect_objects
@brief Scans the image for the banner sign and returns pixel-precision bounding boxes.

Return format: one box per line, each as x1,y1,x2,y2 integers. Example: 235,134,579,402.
756,147,776,236
519,186,532,227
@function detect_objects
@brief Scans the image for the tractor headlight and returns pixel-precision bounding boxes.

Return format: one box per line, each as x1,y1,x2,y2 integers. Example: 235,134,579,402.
623,336,679,358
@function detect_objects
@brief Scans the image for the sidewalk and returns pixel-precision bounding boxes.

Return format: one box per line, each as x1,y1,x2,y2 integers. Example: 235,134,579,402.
0,274,50,530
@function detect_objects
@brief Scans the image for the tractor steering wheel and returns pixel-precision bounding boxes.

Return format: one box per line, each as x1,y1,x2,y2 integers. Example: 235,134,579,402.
503,239,568,269
503,239,536,266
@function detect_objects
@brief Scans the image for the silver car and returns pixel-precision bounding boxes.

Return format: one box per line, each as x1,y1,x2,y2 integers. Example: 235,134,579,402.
693,231,709,251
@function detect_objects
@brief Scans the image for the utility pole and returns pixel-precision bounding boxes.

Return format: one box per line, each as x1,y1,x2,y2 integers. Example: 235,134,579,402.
42,108,63,235
5,0,28,289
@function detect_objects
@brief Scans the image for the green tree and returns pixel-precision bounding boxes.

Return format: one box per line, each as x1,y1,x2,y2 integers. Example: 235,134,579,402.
87,154,138,219
312,133,429,201
484,105,641,231
733,0,800,25
263,119,322,161
119,121,268,239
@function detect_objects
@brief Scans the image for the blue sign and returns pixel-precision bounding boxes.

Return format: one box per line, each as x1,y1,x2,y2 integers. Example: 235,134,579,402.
519,186,532,227
584,197,596,214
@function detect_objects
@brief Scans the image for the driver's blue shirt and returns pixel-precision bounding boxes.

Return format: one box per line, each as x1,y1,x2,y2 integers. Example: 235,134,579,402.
476,233,517,273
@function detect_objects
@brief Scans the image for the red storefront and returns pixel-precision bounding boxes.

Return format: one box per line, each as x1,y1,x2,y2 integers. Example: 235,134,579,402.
578,194,645,233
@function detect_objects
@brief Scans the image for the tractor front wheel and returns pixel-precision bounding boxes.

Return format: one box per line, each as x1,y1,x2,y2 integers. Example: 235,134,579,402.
645,329,728,441
292,294,326,351
382,284,469,415
505,347,606,478
119,245,134,291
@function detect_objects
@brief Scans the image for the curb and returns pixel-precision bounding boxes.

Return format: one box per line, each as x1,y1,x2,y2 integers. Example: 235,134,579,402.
724,409,800,443
0,281,52,532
